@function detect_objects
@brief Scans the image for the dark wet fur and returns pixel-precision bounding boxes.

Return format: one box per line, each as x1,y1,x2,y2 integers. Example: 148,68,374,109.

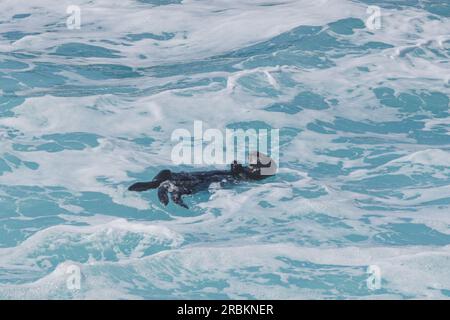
128,160,274,209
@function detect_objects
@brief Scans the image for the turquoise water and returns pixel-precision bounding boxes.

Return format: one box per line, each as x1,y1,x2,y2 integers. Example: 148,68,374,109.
0,0,449,299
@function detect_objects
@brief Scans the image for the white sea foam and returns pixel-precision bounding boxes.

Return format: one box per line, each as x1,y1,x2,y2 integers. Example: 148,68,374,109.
0,0,368,65
1,0,449,299
0,219,183,266
0,243,449,299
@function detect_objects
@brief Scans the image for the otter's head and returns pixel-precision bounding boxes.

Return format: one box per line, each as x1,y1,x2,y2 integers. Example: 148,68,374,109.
248,152,277,178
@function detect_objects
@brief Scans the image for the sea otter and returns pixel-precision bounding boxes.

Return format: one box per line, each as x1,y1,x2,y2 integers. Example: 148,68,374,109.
128,152,276,209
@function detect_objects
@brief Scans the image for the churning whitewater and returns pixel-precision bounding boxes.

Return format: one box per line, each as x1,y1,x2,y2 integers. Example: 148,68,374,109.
0,0,449,299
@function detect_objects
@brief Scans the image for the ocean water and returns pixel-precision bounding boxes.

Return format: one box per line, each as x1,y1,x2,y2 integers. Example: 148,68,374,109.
0,0,449,299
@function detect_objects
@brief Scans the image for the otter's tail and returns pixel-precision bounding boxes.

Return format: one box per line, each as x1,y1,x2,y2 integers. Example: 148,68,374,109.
128,181,160,192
